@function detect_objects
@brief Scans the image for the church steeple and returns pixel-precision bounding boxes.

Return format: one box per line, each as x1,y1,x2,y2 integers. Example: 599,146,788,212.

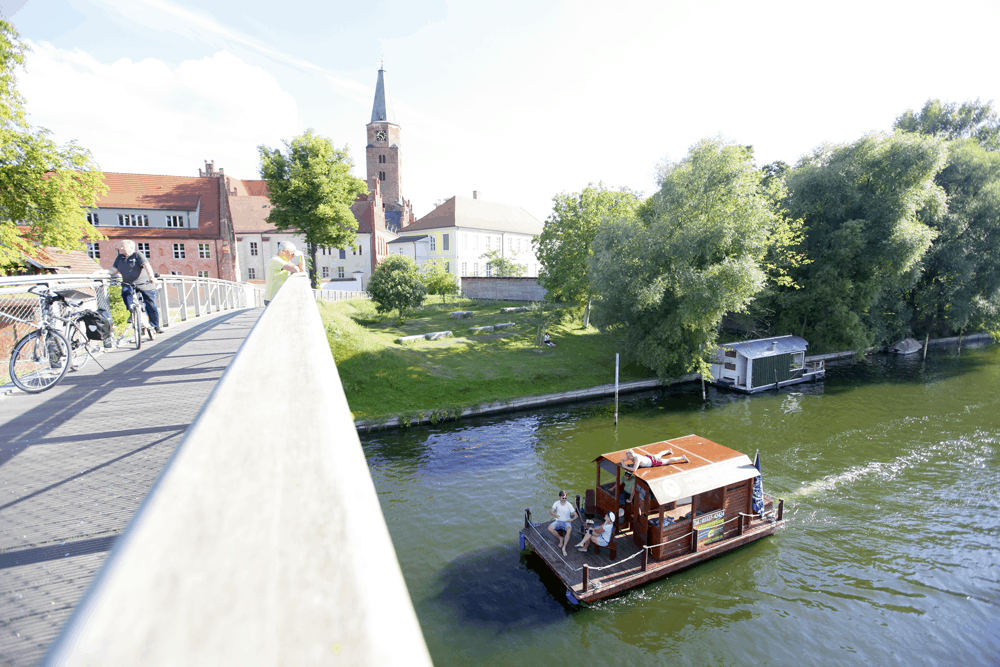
370,63,395,123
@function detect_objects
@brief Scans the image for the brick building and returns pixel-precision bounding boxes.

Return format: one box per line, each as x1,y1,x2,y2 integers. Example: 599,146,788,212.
83,164,239,280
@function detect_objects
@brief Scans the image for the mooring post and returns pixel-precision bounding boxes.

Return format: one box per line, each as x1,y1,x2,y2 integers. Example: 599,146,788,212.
641,547,648,572
524,508,531,529
777,499,784,521
582,565,590,592
923,333,929,361
614,353,619,425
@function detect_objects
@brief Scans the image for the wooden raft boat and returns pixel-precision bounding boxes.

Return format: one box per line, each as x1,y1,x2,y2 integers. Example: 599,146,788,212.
519,434,785,604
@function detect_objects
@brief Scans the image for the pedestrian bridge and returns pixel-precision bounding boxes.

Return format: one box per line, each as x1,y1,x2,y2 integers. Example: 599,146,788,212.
0,274,430,666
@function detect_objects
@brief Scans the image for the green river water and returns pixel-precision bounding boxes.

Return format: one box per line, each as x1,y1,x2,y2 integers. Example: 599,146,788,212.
360,345,1000,666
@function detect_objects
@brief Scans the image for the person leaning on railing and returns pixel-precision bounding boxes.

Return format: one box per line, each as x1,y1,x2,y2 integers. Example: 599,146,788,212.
263,241,305,306
109,239,163,334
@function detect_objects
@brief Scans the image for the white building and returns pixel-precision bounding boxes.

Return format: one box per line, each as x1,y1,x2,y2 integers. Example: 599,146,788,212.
398,194,543,279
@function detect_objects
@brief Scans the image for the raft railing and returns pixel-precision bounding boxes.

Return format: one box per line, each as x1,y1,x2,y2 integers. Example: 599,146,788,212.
44,273,432,666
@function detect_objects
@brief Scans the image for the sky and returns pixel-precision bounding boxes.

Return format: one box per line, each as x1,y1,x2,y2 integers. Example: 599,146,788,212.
7,0,1000,222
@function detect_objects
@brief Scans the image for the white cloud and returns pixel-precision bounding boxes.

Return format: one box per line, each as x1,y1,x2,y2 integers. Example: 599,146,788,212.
20,41,305,178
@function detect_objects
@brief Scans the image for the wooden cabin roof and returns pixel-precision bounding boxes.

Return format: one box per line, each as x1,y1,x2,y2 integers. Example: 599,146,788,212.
595,434,759,505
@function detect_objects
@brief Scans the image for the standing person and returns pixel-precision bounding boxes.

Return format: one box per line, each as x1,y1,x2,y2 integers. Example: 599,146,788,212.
547,490,578,557
110,239,162,334
264,242,304,306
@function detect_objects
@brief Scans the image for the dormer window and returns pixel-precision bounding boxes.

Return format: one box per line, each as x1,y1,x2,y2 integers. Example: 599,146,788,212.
86,212,99,225
166,215,185,228
119,214,149,227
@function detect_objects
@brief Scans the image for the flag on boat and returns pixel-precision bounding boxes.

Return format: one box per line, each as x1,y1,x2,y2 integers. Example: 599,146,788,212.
751,449,764,514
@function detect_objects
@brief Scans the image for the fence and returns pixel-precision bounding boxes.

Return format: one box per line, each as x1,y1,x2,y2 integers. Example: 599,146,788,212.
0,274,256,364
312,288,369,303
44,274,431,666
460,276,548,301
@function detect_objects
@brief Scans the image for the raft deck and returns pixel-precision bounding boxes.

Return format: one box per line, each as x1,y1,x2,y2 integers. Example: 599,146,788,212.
520,496,783,603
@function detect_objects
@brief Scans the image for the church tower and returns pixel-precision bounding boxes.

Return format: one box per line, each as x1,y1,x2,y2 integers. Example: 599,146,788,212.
366,65,412,231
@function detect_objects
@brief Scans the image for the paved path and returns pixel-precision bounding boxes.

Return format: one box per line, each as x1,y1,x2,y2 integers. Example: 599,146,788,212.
0,308,261,666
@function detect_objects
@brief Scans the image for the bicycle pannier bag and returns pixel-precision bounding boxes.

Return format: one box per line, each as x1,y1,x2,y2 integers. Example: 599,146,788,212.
81,309,113,341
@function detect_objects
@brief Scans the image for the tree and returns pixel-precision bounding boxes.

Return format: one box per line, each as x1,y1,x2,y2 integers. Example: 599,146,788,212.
533,184,640,326
481,249,526,277
590,138,797,380
895,99,1000,151
422,261,459,303
0,20,105,274
258,130,368,287
366,254,426,321
771,132,948,351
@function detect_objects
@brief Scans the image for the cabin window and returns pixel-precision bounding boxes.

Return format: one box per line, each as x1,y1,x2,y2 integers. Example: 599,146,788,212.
724,348,737,358
790,351,804,371
694,487,725,516
598,460,618,495
724,362,736,371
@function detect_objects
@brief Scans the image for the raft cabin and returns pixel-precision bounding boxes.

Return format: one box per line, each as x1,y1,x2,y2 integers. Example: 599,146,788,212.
709,335,824,393
519,435,784,604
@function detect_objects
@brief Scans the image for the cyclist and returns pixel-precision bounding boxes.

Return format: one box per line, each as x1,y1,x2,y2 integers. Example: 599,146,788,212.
110,239,163,334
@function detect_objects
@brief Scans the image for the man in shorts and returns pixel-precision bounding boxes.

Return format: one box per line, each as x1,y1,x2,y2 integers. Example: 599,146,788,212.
547,490,578,557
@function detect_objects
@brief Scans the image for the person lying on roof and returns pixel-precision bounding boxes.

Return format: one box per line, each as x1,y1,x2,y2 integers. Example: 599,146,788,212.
620,448,689,474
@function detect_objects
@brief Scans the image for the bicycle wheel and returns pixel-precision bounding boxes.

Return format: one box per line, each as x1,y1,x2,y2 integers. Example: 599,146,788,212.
68,320,91,370
10,329,71,393
132,304,142,350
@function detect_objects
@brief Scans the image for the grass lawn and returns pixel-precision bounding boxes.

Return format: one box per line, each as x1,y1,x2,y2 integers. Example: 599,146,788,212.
318,297,656,422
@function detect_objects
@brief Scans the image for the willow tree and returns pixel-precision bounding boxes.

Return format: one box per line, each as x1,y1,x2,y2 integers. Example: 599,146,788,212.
258,130,367,287
590,139,797,380
0,20,105,273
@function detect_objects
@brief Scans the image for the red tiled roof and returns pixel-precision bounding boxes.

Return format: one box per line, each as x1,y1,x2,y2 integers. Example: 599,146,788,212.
24,246,103,274
230,195,276,234
95,172,221,237
243,180,269,197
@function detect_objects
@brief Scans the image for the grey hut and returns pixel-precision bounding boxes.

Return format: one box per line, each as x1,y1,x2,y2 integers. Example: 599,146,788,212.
709,335,824,393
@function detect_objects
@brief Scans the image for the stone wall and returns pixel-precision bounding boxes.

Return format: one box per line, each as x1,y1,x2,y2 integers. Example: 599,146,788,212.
460,277,547,302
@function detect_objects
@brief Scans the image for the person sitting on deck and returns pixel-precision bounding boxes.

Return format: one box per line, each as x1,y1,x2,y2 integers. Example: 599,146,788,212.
620,448,689,474
575,512,615,552
548,490,578,557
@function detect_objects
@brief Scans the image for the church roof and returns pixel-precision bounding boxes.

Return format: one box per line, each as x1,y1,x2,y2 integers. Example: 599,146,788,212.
370,67,396,124
403,196,543,236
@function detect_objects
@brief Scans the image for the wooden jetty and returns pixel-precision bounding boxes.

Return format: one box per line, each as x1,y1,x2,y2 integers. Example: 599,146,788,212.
520,434,784,603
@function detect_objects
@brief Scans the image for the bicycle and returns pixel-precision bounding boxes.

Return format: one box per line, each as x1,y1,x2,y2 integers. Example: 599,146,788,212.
6,285,99,393
113,279,158,349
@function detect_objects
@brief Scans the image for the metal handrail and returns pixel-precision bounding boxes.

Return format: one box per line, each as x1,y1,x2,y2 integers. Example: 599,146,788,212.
44,274,432,666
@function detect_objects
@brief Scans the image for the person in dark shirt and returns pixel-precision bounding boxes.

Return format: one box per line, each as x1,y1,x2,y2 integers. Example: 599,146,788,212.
110,240,162,334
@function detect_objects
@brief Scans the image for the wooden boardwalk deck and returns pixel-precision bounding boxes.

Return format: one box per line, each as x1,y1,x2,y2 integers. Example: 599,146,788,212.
521,511,782,603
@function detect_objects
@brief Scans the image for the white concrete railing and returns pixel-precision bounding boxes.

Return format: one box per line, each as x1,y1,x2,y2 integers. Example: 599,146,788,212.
44,273,431,666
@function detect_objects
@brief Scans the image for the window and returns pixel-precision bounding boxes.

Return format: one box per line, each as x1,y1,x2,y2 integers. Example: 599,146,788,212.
86,242,100,259
166,215,185,228
473,262,479,277
87,212,99,225
250,242,258,256
724,362,737,371
339,249,346,259
724,348,737,357
118,214,149,227
486,263,493,277
196,270,209,278
173,243,185,259
137,242,150,258
508,237,514,252
358,245,362,255
444,261,450,273
247,267,256,279
379,171,385,181
429,236,436,252
379,155,385,164
442,234,449,251
462,234,468,250
516,238,522,252
198,243,210,259
337,266,344,278
170,270,180,275
461,262,467,276
485,236,491,250
322,266,329,278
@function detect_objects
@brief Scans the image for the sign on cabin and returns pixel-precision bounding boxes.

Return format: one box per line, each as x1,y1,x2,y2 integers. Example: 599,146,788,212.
693,509,725,547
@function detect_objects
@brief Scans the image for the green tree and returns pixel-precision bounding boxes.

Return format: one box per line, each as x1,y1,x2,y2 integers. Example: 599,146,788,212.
258,129,368,287
367,254,426,321
534,183,640,326
907,139,1000,338
895,99,1000,151
590,139,796,380
422,261,459,303
482,249,526,277
0,20,106,274
772,132,948,351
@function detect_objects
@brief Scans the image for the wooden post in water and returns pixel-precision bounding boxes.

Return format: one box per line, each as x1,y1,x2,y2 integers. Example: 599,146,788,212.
641,546,648,572
958,329,964,357
582,564,590,592
614,353,619,425
923,334,929,361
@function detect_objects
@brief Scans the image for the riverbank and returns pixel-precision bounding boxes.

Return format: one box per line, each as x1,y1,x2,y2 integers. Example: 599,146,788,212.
350,332,995,431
